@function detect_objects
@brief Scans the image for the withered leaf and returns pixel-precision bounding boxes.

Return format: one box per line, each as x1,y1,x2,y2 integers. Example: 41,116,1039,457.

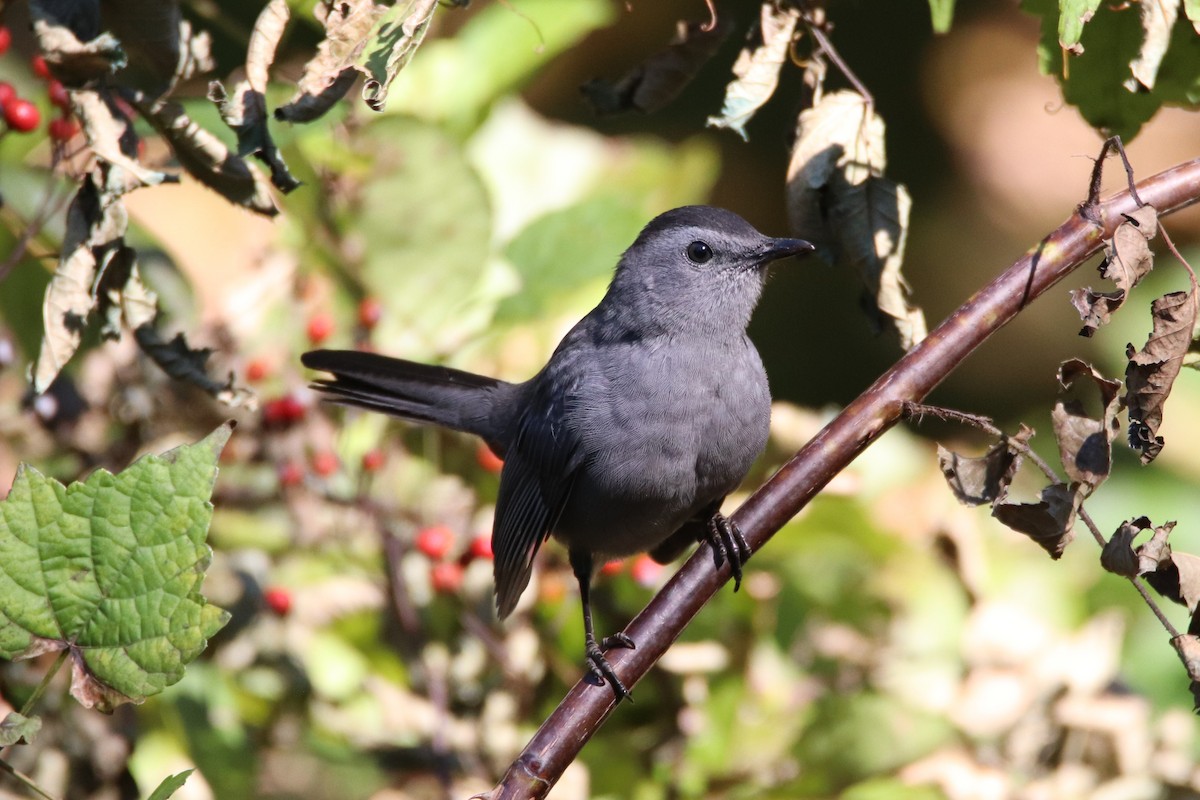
1126,0,1176,92
936,427,1028,507
277,0,383,123
1072,205,1158,336
358,0,440,112
992,482,1080,559
786,90,926,349
137,98,278,216
132,327,257,410
1070,287,1123,337
1099,516,1151,577
1143,550,1200,613
1171,634,1200,711
28,6,126,86
1125,286,1199,463
1052,359,1121,493
1138,519,1176,575
582,19,731,115
706,3,800,140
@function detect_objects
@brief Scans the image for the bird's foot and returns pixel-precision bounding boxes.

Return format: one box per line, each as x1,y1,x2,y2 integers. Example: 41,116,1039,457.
585,633,634,702
705,512,750,591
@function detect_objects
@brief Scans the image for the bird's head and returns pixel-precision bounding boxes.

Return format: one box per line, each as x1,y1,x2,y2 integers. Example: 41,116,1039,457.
603,206,814,338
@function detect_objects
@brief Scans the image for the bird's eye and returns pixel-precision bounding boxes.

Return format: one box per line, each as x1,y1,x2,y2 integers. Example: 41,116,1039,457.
686,240,713,264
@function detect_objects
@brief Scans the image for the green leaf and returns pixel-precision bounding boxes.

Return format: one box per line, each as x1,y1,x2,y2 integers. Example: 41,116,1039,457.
1188,0,1200,34
0,711,42,746
0,424,233,712
1024,0,1160,140
1059,0,1102,50
145,769,194,800
357,0,440,112
928,0,956,34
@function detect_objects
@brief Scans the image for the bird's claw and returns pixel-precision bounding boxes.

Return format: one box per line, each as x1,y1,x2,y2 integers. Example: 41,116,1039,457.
705,513,750,591
585,634,633,702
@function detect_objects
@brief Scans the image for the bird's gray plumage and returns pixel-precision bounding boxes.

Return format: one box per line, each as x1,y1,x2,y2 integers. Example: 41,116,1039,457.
302,205,813,700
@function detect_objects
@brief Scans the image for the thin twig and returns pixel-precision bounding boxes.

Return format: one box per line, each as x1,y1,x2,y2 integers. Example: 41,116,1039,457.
0,759,59,800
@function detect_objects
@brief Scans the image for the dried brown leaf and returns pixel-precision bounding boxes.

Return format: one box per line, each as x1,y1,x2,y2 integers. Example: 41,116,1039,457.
1127,0,1176,91
1144,549,1200,613
936,428,1028,507
1052,359,1121,493
786,91,926,349
277,0,384,123
1099,516,1151,577
991,483,1080,559
132,327,257,410
137,98,278,216
1137,519,1176,575
358,0,441,112
582,19,731,115
29,6,126,85
706,3,800,139
1125,286,1198,463
1072,205,1158,336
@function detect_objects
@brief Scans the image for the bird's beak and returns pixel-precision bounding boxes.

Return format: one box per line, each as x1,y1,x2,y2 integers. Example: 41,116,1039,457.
757,237,816,265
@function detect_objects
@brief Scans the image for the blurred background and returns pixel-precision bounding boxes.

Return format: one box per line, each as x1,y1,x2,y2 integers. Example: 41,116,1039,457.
1,0,1200,798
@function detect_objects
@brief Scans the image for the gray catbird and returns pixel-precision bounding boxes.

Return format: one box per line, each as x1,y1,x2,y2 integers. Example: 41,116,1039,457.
302,205,814,701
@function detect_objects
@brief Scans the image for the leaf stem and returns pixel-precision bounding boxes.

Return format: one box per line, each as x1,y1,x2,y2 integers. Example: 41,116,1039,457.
20,649,69,719
0,758,60,800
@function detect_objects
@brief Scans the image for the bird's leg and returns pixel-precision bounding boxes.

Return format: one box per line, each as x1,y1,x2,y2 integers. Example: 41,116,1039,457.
570,549,635,703
704,511,750,591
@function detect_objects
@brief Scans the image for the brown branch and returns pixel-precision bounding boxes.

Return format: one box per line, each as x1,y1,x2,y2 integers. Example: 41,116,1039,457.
484,156,1200,799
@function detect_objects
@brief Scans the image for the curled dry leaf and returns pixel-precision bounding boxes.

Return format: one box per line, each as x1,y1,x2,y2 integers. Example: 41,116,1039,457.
1073,205,1157,336
1099,516,1151,577
991,482,1080,559
786,90,926,349
1143,547,1200,613
936,426,1029,507
581,19,731,115
358,0,441,112
1051,359,1121,494
1137,520,1175,575
28,3,126,86
1169,635,1200,711
136,98,278,216
276,0,383,123
132,327,258,410
706,2,800,140
1126,0,1176,92
1125,286,1198,463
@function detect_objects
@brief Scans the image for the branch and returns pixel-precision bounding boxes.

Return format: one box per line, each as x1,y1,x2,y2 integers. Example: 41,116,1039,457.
485,156,1200,799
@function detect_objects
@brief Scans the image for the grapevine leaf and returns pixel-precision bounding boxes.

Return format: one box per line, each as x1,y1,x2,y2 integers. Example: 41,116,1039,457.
936,426,1028,507
707,3,799,139
1126,286,1199,463
1051,359,1121,492
992,483,1080,559
358,0,440,112
0,424,234,713
0,712,42,746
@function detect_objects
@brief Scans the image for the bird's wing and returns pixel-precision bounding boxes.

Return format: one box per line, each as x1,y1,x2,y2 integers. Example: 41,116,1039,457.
492,377,585,619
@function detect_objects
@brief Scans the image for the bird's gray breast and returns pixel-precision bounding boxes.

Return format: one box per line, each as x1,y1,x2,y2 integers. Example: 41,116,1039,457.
552,334,771,556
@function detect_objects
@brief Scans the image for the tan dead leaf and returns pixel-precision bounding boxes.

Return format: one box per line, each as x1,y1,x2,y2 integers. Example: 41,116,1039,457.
1127,0,1177,91
937,427,1028,508
1144,549,1200,613
28,4,126,85
1169,634,1200,711
1072,205,1157,336
1137,519,1176,575
992,483,1080,559
786,90,926,349
1099,517,1151,578
1052,359,1121,493
1125,286,1198,463
582,19,731,115
137,98,278,216
276,0,383,122
707,2,800,140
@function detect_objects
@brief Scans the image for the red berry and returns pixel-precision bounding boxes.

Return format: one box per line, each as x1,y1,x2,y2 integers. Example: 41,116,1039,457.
0,27,11,57
476,443,504,474
430,561,463,594
245,358,270,382
306,312,334,345
280,393,307,422
47,80,69,111
48,117,78,142
358,297,382,329
467,534,493,561
311,450,339,477
0,82,15,110
278,461,304,487
415,524,455,560
4,99,40,133
30,55,51,80
631,555,664,587
600,559,624,577
263,587,292,616
361,449,385,472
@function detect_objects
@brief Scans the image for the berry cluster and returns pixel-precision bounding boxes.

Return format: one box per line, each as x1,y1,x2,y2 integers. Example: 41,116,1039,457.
0,33,79,142
415,524,493,595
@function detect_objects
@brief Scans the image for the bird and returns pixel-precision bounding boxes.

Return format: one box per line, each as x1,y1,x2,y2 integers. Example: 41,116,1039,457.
302,205,814,701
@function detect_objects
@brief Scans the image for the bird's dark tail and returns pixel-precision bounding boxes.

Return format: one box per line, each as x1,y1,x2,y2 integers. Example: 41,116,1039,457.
301,350,509,446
